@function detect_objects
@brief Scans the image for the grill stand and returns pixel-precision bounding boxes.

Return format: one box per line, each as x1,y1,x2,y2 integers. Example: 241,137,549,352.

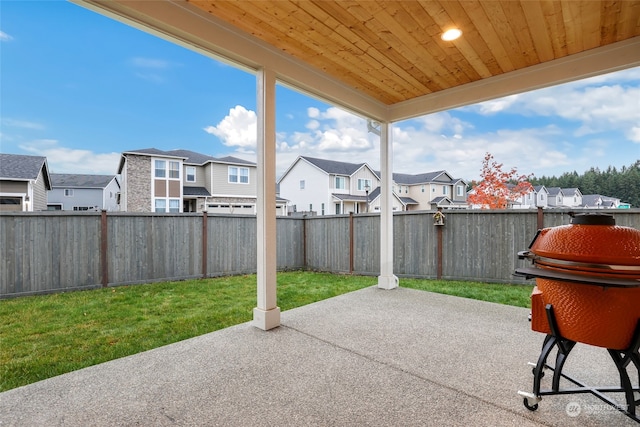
518,304,640,423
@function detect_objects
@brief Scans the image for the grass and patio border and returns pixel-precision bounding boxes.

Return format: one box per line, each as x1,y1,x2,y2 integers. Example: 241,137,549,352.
1,271,533,392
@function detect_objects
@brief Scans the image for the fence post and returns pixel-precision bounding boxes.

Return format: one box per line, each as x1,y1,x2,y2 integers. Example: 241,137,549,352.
303,214,307,269
537,206,544,230
101,210,108,287
349,212,354,273
437,222,443,279
202,211,208,278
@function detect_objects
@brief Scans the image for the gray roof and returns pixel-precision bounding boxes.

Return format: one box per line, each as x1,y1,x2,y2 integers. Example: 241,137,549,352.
301,156,367,176
392,171,449,185
216,156,256,166
399,196,418,205
166,149,218,165
123,148,181,158
51,174,117,189
0,153,52,189
0,153,47,180
122,148,256,166
183,186,211,197
547,187,563,196
581,194,619,207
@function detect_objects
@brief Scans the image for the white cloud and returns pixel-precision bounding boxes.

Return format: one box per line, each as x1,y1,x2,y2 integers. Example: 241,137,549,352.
1,118,44,130
204,105,257,148
466,71,640,139
476,94,519,115
129,57,171,69
128,57,175,83
628,127,640,143
307,107,320,118
0,31,13,42
19,140,121,175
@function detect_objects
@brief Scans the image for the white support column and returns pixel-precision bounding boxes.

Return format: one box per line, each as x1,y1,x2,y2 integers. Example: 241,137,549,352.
253,68,281,330
378,122,399,289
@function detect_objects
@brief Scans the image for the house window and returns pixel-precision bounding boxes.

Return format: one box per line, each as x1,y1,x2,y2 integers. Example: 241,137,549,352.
186,166,196,182
309,203,313,212
335,176,345,189
357,179,372,191
335,203,341,214
321,203,325,215
421,185,425,193
457,185,463,196
300,180,305,190
169,161,180,179
169,199,180,213
64,189,74,197
229,167,249,184
442,185,448,195
155,160,166,178
155,199,166,212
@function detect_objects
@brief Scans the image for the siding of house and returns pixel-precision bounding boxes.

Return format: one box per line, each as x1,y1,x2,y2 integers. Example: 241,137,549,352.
350,168,376,194
49,188,103,211
0,181,27,194
32,168,48,211
185,164,207,188
103,179,120,211
210,162,256,197
279,160,329,214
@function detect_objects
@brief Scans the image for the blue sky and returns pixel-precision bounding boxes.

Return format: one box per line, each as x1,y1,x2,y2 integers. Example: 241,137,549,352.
1,1,639,182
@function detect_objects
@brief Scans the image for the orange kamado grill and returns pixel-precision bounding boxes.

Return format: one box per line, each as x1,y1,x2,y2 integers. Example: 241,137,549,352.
515,213,640,423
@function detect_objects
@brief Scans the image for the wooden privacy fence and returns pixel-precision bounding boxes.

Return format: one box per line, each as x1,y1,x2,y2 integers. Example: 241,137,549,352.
1,209,639,298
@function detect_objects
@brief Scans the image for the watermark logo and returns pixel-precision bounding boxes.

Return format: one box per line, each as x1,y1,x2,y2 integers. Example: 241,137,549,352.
566,401,581,417
565,400,626,418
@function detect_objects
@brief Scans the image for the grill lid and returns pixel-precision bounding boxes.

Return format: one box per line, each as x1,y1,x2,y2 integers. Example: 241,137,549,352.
521,213,640,280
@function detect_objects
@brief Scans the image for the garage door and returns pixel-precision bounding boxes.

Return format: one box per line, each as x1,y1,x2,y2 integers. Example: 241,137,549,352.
0,197,23,212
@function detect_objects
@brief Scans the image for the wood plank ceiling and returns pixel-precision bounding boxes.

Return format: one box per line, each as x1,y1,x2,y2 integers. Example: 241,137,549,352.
186,0,640,107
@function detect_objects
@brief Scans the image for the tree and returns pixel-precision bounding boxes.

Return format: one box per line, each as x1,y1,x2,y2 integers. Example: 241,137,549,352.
468,152,533,209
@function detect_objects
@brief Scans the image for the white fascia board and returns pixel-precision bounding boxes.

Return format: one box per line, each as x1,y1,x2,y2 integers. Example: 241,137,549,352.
73,0,389,122
390,37,640,122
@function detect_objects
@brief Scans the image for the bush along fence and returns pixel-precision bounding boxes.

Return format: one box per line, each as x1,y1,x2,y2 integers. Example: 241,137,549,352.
1,209,639,298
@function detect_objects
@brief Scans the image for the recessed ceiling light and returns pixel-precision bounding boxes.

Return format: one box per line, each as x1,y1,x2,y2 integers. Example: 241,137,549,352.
441,28,462,41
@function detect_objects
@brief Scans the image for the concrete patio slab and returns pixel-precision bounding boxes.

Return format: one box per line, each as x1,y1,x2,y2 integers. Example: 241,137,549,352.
0,286,637,426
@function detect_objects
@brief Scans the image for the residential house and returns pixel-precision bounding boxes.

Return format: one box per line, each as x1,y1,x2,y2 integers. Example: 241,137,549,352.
278,156,467,215
512,185,550,209
546,187,565,207
0,153,52,212
561,188,583,208
117,148,287,214
47,174,121,211
278,156,391,215
581,194,623,209
391,171,468,210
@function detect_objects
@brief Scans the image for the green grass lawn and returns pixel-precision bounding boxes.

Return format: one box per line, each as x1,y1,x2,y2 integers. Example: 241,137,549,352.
0,272,532,392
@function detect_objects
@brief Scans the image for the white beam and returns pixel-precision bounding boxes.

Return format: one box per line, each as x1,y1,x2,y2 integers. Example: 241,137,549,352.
390,37,640,122
378,122,398,290
254,68,280,330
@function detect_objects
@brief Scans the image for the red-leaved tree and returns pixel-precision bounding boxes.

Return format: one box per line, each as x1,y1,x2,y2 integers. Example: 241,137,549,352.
468,152,533,209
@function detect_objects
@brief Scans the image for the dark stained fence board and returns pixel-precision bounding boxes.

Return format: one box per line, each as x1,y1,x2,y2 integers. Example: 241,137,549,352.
2,209,639,298
276,217,304,270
